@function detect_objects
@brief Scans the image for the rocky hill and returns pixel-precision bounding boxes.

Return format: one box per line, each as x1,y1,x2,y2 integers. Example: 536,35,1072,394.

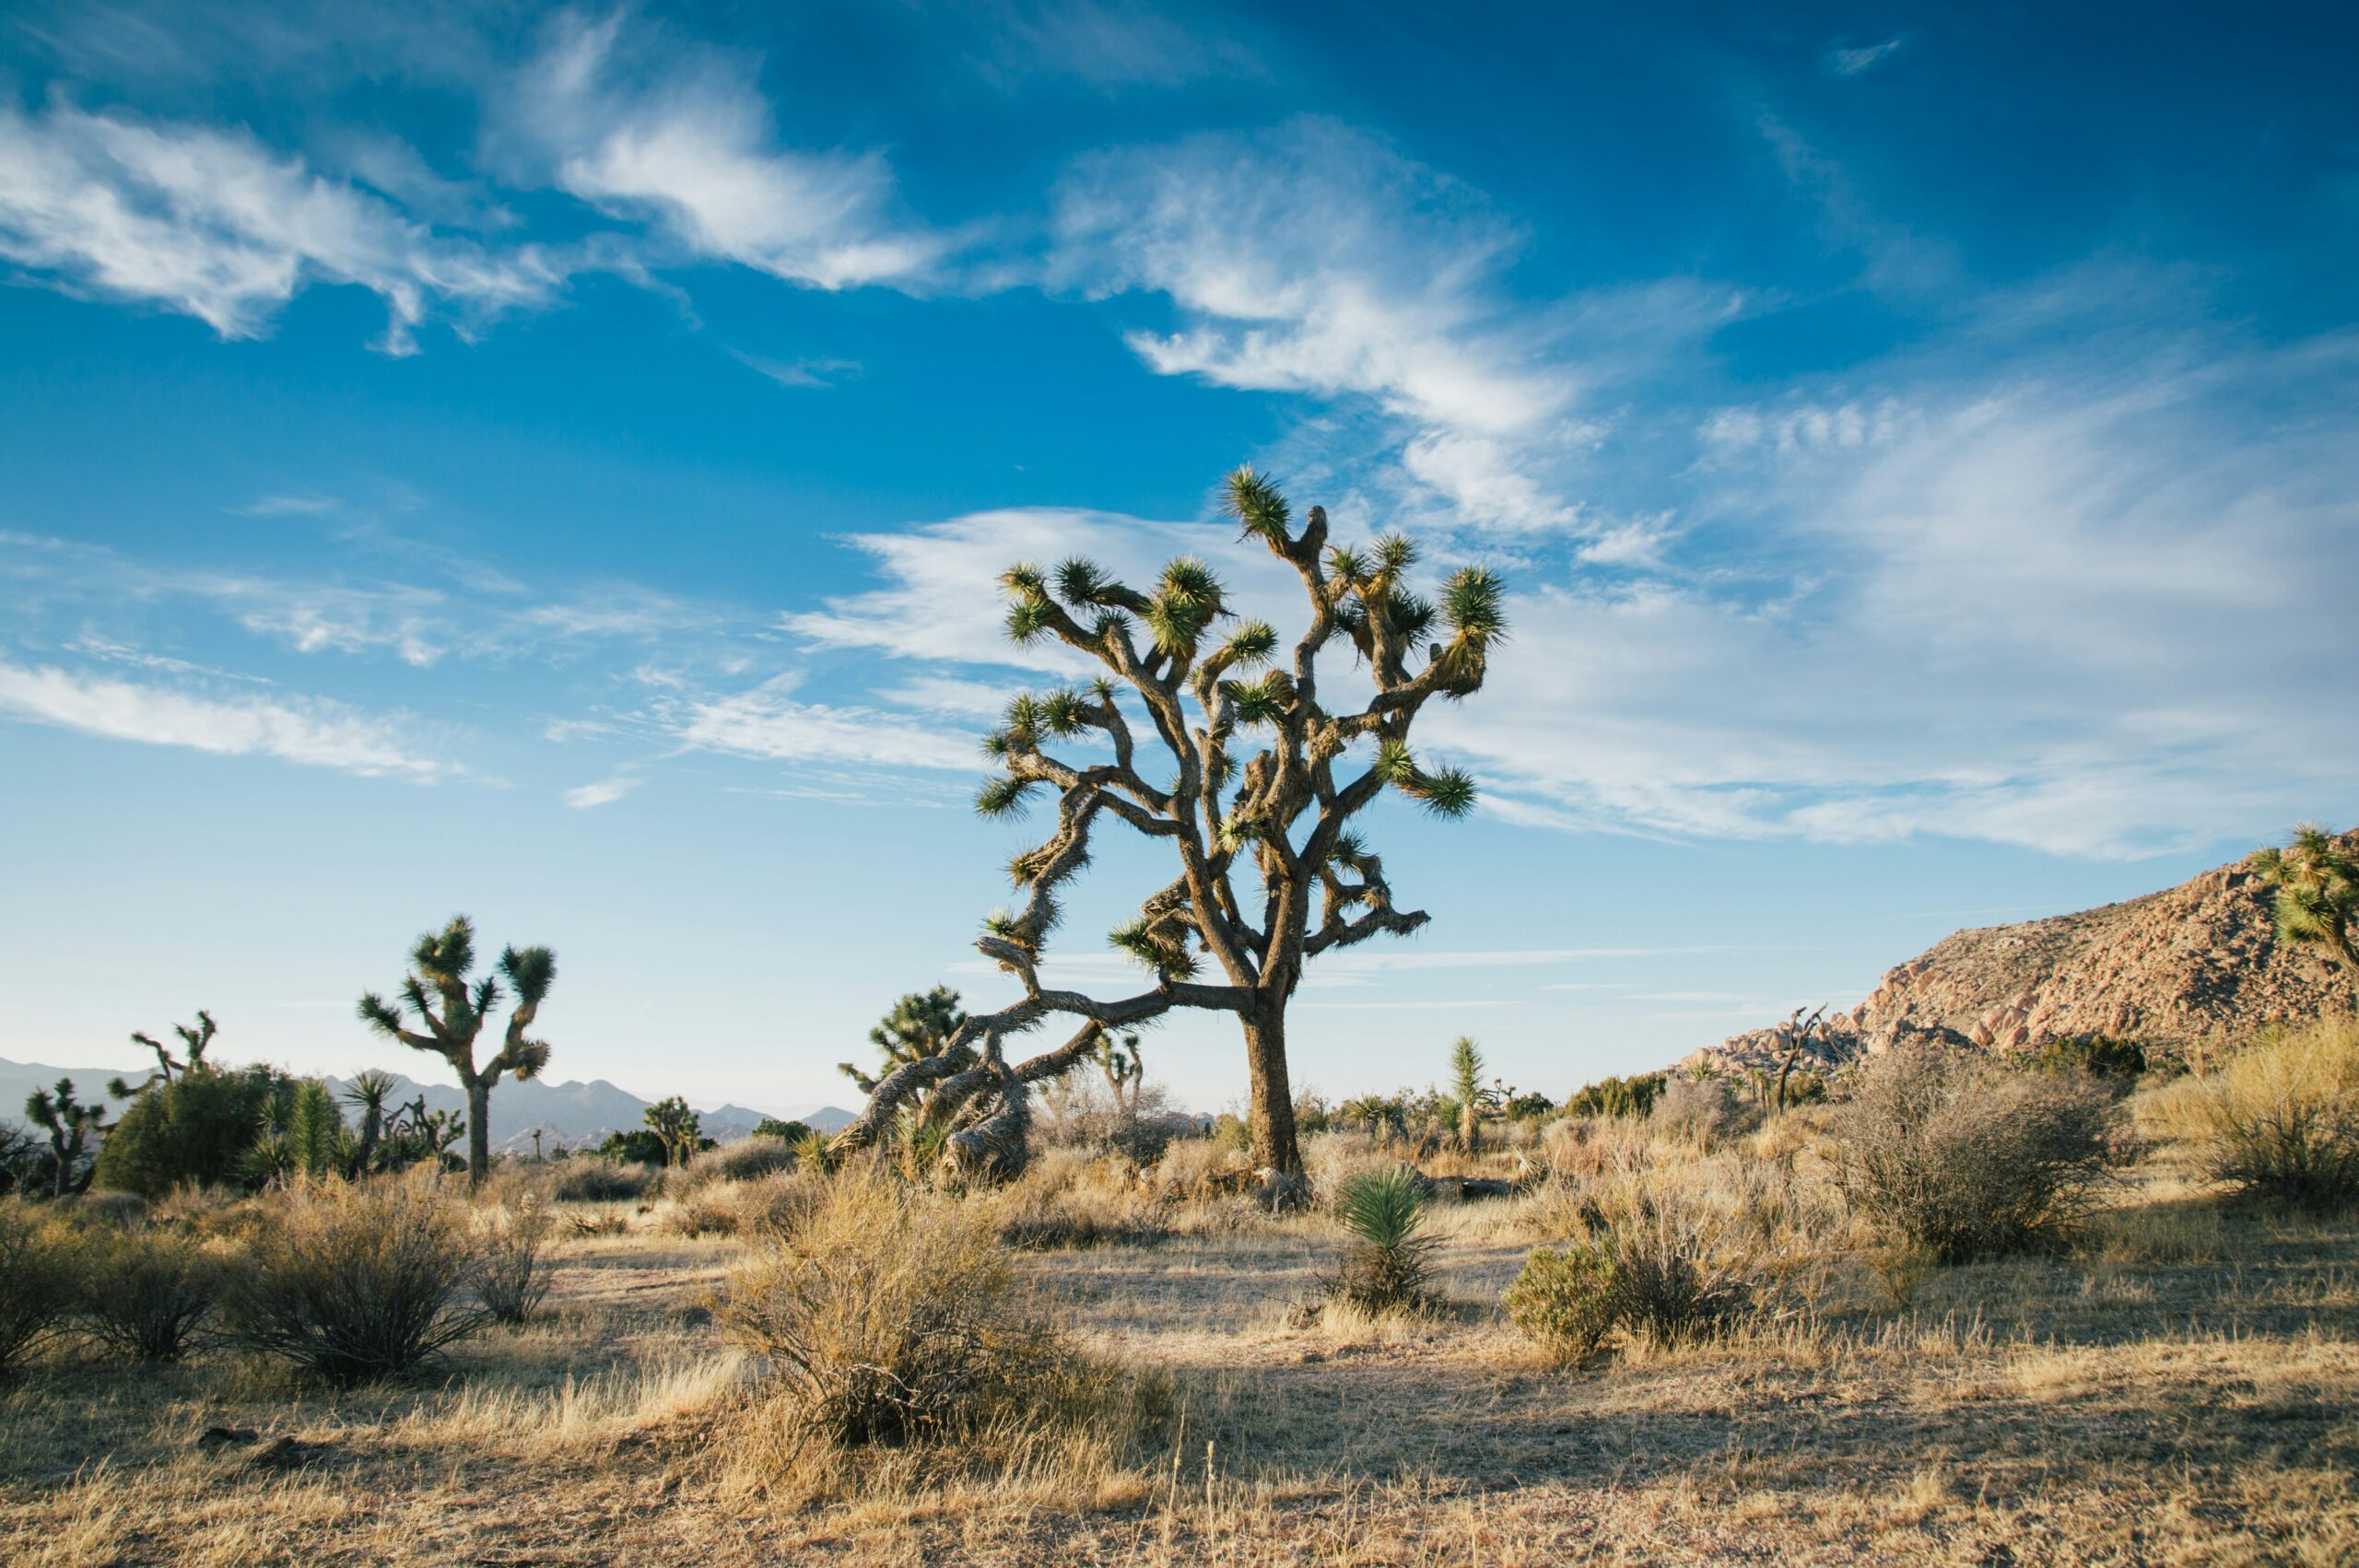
1705,834,2357,1073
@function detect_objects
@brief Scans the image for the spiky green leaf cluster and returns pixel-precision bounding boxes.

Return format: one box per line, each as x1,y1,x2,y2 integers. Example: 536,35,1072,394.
1144,556,1228,654
1224,465,1292,543
975,775,1038,818
1221,673,1290,728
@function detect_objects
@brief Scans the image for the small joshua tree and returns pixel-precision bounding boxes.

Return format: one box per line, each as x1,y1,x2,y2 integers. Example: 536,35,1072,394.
1449,1036,1487,1153
342,1070,399,1175
357,916,557,1187
644,1096,703,1168
2254,825,2359,987
24,1079,109,1198
834,468,1504,1178
1773,1005,1831,1114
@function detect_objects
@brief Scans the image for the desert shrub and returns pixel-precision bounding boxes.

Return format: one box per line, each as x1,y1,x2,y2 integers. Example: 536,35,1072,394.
2156,1021,2359,1208
554,1160,654,1203
1602,1189,1755,1343
1651,1074,1756,1147
720,1166,1068,1448
1206,1113,1252,1155
0,1202,77,1372
76,1224,219,1360
475,1198,553,1324
665,1171,817,1239
1148,1137,1254,1200
1564,1073,1665,1120
754,1118,815,1144
92,1064,293,1198
1504,1242,1620,1360
1835,1043,2117,1261
1303,1130,1398,1211
1540,1115,1649,1180
678,1137,798,1194
221,1175,487,1385
1330,1165,1437,1314
2030,1034,2147,1081
986,1151,1168,1250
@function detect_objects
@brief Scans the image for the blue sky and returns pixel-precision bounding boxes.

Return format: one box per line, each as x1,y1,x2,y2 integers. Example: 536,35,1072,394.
1,1,2353,1116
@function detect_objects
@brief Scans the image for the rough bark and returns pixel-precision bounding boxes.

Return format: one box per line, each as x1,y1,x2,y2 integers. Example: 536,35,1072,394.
1243,1008,1300,1176
464,1078,491,1187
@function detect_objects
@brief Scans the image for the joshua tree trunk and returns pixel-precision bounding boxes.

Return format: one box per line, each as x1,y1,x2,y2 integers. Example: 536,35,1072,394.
1243,1006,1300,1176
464,1077,491,1185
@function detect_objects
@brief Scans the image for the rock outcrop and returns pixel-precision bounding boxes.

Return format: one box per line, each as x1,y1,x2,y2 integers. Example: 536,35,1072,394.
1698,834,2357,1074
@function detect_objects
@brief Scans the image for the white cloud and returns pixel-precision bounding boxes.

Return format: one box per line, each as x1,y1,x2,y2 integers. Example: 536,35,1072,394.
1825,37,1907,76
232,492,343,518
729,348,861,389
503,11,938,290
675,674,974,771
563,776,640,809
0,659,449,779
0,98,557,351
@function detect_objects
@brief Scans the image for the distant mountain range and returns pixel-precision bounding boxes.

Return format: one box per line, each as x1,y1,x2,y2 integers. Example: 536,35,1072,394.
0,1057,853,1154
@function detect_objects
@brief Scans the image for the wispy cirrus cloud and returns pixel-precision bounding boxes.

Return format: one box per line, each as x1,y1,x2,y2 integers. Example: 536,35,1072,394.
672,673,975,772
562,776,640,809
0,659,451,779
498,9,942,291
0,97,558,351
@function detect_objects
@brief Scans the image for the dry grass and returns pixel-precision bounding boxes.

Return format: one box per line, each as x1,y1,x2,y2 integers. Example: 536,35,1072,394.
2,1093,2354,1563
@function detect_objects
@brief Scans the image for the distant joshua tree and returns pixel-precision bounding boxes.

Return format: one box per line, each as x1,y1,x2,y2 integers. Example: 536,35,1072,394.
114,1010,218,1099
2254,825,2359,986
832,468,1505,1179
24,1079,108,1198
644,1097,704,1168
341,1070,399,1176
1774,1005,1832,1114
357,916,557,1187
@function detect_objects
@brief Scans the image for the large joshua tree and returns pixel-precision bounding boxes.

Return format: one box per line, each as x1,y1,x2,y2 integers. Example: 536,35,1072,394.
356,916,557,1187
833,468,1504,1179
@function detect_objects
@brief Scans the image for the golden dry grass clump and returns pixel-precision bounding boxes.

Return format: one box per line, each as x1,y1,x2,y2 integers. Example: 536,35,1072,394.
2153,1015,2359,1207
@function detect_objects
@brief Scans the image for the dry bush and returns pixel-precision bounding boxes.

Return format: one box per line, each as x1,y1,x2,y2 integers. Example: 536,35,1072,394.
1834,1043,2118,1261
666,1171,817,1239
2153,1019,2359,1209
1503,1242,1620,1360
221,1173,487,1385
676,1137,798,1195
475,1197,554,1324
1304,1129,1399,1210
986,1151,1168,1250
75,1223,220,1361
1594,1183,1755,1345
717,1160,1094,1452
0,1202,76,1373
1146,1136,1255,1200
1540,1116,1649,1180
1651,1074,1757,1148
553,1160,655,1204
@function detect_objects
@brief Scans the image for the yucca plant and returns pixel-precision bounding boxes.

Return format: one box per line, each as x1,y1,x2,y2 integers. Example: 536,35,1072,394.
1332,1165,1437,1313
2253,825,2359,983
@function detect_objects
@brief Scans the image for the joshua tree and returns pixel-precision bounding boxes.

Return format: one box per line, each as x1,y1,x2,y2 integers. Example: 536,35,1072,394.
357,916,557,1187
2254,825,2359,985
833,468,1503,1179
1773,1005,1831,1114
341,1070,399,1175
1098,1030,1146,1122
839,987,968,1095
644,1096,702,1167
1449,1036,1487,1153
127,1010,217,1087
24,1079,109,1198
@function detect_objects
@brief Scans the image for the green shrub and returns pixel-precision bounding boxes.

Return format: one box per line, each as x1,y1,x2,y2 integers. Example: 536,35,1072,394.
76,1225,218,1361
0,1202,76,1372
1564,1073,1665,1119
222,1176,487,1385
1504,1243,1620,1359
1206,1113,1251,1154
1835,1043,2117,1261
754,1117,815,1144
2157,1021,2359,1209
1331,1165,1436,1313
91,1065,290,1198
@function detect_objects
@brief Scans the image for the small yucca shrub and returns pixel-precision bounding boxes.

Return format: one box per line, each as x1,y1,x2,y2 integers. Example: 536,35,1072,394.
77,1224,219,1361
1504,1243,1620,1360
222,1175,487,1385
1332,1165,1437,1313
